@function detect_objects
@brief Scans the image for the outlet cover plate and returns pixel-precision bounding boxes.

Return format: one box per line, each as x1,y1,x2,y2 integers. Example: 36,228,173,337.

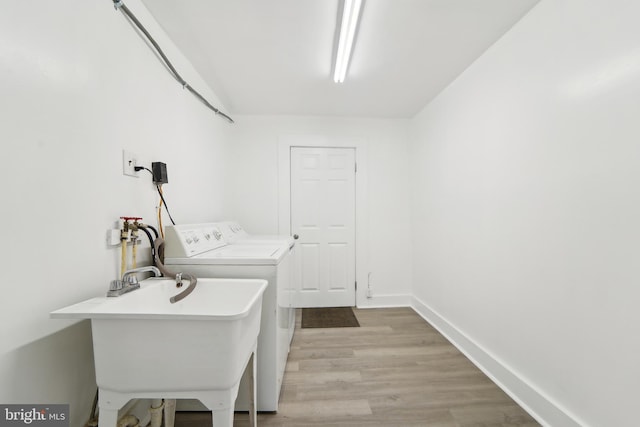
122,150,139,177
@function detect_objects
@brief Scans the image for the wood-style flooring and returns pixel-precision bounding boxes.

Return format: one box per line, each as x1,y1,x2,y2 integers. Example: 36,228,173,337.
175,307,540,426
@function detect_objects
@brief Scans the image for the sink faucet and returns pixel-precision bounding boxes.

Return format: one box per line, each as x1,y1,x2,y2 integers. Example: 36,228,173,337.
122,266,162,283
107,266,162,297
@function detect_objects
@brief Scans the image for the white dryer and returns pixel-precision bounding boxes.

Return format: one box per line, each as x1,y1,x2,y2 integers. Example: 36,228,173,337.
218,221,295,248
216,221,297,340
163,223,294,412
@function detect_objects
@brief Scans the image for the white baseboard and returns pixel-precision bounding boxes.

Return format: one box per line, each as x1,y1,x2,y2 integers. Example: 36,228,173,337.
357,293,412,308
411,296,585,427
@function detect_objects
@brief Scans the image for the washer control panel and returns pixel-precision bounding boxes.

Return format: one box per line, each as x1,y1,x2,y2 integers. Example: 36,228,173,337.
164,224,227,258
218,221,249,242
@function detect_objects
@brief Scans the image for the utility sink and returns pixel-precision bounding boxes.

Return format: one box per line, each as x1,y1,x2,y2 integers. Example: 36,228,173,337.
51,277,267,427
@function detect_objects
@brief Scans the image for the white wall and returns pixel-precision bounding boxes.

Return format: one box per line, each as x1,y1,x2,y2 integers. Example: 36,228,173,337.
8,0,636,425
227,116,413,306
0,2,232,425
409,0,640,425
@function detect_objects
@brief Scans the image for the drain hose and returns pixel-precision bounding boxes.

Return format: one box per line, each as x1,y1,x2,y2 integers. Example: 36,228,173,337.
153,237,197,303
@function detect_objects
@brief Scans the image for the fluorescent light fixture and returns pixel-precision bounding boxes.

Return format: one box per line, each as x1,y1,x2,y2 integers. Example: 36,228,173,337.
333,0,363,83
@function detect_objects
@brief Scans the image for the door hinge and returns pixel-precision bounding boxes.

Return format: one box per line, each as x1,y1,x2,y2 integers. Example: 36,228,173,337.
354,163,358,173
355,281,358,290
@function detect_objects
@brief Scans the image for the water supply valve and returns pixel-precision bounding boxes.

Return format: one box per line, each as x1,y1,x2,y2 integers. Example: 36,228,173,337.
119,216,142,241
120,216,143,224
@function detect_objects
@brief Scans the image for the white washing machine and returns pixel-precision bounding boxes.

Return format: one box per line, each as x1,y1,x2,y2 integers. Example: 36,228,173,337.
163,223,295,412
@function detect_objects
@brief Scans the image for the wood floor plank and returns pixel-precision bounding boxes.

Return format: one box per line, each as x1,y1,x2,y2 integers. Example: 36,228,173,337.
175,307,540,426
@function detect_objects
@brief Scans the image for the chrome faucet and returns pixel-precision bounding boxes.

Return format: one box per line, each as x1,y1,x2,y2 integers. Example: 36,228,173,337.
107,266,162,297
122,266,162,283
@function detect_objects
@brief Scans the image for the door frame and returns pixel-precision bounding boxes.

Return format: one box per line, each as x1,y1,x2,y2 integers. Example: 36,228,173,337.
278,134,368,308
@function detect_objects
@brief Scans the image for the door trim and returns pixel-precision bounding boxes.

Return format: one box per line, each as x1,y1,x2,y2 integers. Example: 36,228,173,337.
278,134,368,308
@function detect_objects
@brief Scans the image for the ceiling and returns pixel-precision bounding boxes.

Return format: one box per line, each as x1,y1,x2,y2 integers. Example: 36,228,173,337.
141,0,540,119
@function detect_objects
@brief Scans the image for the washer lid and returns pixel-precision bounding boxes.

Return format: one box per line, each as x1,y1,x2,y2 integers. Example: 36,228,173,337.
205,245,281,258
166,244,286,265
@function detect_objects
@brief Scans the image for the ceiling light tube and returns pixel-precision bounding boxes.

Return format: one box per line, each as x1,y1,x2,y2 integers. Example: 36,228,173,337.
333,0,363,83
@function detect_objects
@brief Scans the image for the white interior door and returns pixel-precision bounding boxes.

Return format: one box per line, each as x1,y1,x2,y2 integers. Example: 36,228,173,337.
290,147,356,307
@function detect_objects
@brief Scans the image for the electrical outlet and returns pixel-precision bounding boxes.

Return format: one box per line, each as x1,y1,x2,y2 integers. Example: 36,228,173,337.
122,150,139,177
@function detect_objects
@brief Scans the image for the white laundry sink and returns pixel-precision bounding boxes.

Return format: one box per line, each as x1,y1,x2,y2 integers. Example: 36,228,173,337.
52,277,266,427
52,277,266,392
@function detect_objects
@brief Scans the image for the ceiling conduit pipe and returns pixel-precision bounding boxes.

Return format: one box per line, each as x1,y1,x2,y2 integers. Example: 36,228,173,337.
111,0,234,123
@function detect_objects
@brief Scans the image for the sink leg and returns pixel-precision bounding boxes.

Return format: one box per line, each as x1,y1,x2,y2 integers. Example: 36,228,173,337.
97,408,118,427
98,389,129,427
211,409,233,427
164,399,177,427
248,351,257,427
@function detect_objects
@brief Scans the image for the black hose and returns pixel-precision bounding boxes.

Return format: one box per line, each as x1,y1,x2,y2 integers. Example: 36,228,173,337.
137,225,156,266
156,185,176,226
146,224,159,239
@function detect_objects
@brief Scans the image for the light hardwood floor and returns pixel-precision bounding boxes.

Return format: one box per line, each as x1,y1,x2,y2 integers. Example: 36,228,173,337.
175,307,540,426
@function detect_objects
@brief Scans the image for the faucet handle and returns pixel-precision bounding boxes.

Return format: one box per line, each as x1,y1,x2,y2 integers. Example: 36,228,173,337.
109,280,124,291
124,275,139,285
